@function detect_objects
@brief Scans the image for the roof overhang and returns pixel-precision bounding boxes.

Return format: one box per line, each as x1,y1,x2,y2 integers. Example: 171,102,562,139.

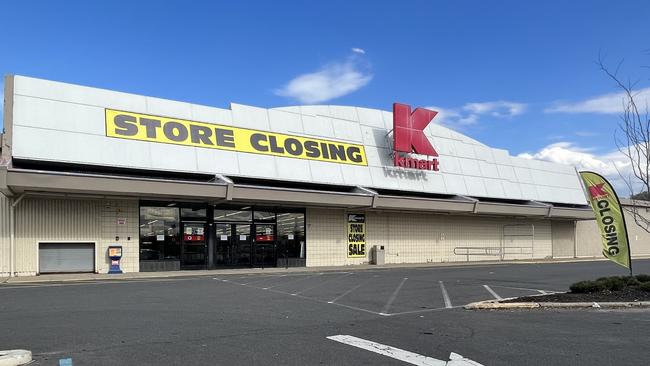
0,165,594,219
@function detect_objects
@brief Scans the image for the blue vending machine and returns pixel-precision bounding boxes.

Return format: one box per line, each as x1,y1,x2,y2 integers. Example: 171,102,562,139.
108,246,123,274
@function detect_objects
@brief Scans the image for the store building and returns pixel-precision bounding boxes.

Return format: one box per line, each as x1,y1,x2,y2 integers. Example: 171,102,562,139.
0,75,603,277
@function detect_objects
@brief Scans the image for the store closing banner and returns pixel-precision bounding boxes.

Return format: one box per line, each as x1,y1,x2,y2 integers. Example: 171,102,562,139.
347,214,366,258
105,109,368,166
580,171,632,274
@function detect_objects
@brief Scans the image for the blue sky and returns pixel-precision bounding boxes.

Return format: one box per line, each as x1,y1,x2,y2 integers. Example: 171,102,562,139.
1,0,649,192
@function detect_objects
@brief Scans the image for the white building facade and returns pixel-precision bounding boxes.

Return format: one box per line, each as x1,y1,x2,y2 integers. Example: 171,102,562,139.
0,75,608,276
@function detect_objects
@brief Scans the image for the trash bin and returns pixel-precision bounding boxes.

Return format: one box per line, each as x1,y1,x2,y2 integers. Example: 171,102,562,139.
372,245,385,265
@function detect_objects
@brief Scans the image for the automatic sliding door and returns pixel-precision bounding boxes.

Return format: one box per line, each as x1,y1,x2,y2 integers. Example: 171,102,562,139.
235,224,252,265
181,222,207,269
254,224,276,267
215,223,232,266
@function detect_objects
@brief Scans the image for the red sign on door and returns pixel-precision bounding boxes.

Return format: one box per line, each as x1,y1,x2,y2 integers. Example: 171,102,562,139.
184,235,204,242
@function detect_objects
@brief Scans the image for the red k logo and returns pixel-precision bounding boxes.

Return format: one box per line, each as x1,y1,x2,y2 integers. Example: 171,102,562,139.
588,183,608,199
393,103,438,156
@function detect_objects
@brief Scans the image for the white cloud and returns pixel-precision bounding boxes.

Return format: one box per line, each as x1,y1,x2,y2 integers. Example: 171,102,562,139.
274,52,372,104
517,141,638,195
351,47,366,54
545,87,650,114
426,100,526,128
463,101,526,117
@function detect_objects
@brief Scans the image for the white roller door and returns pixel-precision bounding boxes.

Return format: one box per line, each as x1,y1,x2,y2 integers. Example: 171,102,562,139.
39,243,95,273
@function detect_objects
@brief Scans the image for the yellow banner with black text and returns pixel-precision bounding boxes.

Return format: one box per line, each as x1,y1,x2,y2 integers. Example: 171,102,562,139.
105,109,368,166
347,214,366,258
580,171,631,271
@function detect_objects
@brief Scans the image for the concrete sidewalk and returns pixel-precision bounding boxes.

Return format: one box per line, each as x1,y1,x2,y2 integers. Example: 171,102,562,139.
1,256,634,284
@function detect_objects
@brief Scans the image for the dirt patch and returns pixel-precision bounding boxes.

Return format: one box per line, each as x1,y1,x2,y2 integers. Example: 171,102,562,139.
503,288,650,303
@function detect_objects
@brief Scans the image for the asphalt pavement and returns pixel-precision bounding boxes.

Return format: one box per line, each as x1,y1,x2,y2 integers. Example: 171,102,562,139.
1,259,649,365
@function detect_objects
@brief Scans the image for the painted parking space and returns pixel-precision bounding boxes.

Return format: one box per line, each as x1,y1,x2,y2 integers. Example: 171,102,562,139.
212,267,556,316
3,260,650,366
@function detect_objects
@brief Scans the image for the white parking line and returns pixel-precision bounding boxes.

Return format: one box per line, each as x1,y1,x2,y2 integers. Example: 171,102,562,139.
482,285,502,300
242,274,288,285
327,335,484,365
328,275,376,304
328,335,446,365
291,272,353,295
439,281,452,308
262,273,320,290
381,277,408,315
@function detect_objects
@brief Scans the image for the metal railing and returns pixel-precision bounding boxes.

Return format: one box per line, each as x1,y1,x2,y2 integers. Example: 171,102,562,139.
453,246,534,262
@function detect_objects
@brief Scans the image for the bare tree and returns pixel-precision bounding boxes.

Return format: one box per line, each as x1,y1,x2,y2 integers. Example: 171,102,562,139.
598,54,650,233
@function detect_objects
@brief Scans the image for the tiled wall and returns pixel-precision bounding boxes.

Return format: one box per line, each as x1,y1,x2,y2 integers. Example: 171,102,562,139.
306,208,564,267
577,207,650,257
9,197,139,276
99,199,139,273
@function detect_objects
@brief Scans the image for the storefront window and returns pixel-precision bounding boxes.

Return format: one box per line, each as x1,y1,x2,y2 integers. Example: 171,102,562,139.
214,207,253,222
140,207,180,260
181,207,206,219
276,212,305,260
254,210,276,222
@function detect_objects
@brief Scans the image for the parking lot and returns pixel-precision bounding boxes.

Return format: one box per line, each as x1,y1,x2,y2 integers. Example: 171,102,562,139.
2,259,650,365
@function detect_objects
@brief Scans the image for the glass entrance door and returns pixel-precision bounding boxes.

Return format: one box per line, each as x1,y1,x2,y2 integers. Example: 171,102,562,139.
254,224,276,267
214,223,252,266
235,224,252,265
215,223,234,266
181,222,207,269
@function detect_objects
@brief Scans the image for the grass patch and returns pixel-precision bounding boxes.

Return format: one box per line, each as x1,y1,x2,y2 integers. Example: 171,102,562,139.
570,275,650,293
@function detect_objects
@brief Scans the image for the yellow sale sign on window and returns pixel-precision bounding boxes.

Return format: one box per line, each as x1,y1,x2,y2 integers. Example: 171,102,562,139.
347,214,366,258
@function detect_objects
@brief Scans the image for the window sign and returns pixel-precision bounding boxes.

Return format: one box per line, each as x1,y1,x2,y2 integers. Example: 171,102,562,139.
347,214,366,258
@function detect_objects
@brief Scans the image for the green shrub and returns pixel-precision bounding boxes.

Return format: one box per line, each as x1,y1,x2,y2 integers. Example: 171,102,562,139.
639,282,650,292
635,274,650,283
623,276,641,286
570,280,603,293
570,276,644,293
602,276,630,291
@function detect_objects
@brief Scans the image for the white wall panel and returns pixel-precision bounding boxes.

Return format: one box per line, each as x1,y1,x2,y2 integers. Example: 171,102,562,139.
231,103,270,130
421,173,447,193
302,114,334,138
148,143,198,172
14,76,148,111
268,109,303,134
14,95,106,135
329,106,358,122
356,107,384,128
276,158,312,182
9,75,588,205
191,104,233,126
309,160,343,184
331,119,363,142
238,154,277,178
196,149,240,175
340,165,373,186
146,96,192,120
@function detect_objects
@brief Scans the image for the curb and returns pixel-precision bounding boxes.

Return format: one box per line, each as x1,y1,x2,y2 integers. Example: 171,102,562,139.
5,257,650,285
465,300,650,310
0,350,32,366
